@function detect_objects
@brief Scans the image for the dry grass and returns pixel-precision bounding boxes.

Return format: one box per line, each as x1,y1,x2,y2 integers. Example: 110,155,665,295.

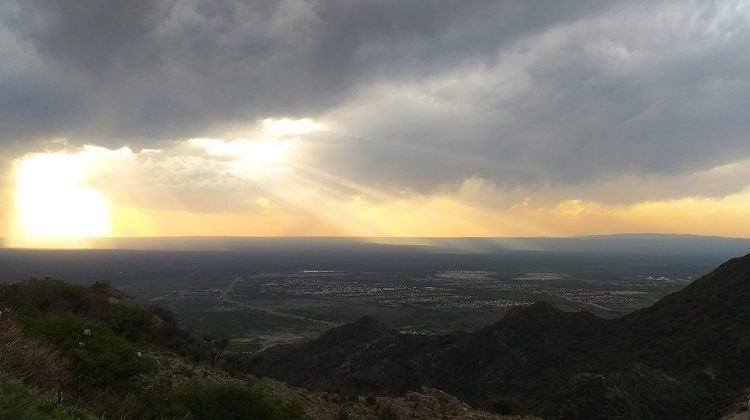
0,316,74,393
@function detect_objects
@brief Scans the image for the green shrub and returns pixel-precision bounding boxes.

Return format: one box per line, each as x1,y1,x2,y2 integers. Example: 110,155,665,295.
152,381,307,420
0,374,96,420
20,312,153,388
0,279,91,314
102,304,153,342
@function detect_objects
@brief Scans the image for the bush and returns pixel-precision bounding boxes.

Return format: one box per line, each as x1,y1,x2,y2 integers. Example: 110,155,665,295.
146,304,212,362
19,312,153,388
0,374,97,420
0,319,73,392
102,304,153,342
0,279,91,314
151,381,307,420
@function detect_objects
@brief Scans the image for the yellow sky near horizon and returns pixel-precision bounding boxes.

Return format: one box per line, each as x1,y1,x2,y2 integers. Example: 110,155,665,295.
3,1,750,249
3,119,750,248
105,190,750,239
4,145,750,248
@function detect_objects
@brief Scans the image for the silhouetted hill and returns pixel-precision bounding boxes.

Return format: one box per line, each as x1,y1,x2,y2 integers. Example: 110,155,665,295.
627,252,750,330
256,253,750,419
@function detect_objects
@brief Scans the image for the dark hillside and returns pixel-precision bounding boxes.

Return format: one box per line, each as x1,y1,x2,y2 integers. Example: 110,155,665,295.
257,253,750,419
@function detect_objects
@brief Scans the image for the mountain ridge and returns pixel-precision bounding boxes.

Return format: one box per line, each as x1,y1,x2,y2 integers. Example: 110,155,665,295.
256,252,750,419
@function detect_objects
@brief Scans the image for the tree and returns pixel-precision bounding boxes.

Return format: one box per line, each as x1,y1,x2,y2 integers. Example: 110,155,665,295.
202,333,229,365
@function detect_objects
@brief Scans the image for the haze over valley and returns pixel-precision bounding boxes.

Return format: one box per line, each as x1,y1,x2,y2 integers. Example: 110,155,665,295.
3,235,748,354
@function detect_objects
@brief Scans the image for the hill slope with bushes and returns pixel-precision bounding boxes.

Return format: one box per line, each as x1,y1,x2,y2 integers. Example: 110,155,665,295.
0,278,522,419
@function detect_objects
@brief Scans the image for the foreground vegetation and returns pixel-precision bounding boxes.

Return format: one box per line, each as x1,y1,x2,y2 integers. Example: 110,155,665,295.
0,278,305,419
0,278,517,420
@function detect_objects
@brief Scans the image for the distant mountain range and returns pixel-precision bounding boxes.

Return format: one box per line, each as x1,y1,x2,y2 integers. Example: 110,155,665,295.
5,234,749,297
4,233,750,257
255,252,750,419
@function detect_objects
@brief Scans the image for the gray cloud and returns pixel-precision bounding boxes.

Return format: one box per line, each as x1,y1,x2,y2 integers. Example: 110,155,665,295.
2,0,750,205
302,1,750,196
0,0,620,143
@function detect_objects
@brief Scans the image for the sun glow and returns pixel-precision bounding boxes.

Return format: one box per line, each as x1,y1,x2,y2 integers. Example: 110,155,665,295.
10,152,110,246
189,138,293,174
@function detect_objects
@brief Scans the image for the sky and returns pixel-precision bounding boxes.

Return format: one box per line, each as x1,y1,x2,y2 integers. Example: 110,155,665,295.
1,0,750,246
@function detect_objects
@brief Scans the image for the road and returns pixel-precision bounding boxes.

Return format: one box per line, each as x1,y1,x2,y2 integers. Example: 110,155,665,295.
219,276,339,327
560,296,627,314
220,275,240,299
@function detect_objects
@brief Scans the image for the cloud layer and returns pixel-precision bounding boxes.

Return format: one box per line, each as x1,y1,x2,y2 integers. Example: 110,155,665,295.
2,0,750,235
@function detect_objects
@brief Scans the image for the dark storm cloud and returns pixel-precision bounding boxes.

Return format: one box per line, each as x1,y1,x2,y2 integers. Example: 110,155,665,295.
302,1,750,194
0,0,619,144
2,0,750,202
9,0,160,73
